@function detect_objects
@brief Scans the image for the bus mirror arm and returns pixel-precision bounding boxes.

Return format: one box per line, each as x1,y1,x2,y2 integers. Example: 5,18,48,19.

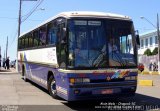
135,30,140,46
136,34,140,46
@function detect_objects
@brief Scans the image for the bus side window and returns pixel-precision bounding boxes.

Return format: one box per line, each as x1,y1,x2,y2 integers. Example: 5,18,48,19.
33,30,39,47
18,38,21,49
28,33,33,48
25,35,29,48
39,26,47,46
21,38,25,49
47,22,57,45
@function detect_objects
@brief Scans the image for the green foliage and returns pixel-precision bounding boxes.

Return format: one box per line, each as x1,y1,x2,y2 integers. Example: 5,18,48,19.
144,48,152,56
152,47,158,55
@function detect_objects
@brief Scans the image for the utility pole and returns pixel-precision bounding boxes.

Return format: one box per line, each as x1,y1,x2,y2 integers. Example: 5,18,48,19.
16,0,22,71
18,0,22,38
4,51,5,60
157,13,160,71
6,36,8,59
16,0,38,71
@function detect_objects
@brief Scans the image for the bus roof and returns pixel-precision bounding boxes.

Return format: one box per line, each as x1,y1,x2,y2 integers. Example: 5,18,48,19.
20,11,131,37
58,11,131,19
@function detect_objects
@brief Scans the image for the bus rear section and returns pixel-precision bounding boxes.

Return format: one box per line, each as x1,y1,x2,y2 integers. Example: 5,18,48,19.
55,69,137,101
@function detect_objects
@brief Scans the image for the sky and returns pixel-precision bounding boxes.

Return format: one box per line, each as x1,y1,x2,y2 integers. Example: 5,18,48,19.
0,0,160,60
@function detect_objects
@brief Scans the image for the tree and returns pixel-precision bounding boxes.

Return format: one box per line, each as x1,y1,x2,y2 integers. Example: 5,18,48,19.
152,47,158,55
144,48,152,56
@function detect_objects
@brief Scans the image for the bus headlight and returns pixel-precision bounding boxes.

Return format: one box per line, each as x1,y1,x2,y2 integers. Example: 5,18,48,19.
125,76,137,80
69,78,90,84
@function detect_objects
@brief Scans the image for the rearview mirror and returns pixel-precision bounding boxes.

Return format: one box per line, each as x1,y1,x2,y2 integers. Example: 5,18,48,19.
136,35,140,45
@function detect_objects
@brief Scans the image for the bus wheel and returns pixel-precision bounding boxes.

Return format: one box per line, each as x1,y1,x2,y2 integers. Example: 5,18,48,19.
48,75,58,98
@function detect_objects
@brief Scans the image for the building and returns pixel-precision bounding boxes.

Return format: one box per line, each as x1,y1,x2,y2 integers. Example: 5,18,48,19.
138,30,159,70
138,30,158,55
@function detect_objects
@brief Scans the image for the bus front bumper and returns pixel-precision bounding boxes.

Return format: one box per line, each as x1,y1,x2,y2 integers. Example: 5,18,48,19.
68,81,137,101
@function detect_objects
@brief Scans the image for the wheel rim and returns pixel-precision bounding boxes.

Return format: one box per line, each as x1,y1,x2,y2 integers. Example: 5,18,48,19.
51,79,56,95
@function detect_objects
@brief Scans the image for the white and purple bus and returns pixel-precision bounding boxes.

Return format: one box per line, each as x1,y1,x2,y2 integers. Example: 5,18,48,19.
18,11,139,101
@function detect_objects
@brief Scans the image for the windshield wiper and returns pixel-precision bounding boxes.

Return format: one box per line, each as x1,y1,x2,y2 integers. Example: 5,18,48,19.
91,45,106,67
111,52,125,66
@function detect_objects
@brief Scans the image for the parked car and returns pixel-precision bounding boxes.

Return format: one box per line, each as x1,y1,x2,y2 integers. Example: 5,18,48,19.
138,63,144,72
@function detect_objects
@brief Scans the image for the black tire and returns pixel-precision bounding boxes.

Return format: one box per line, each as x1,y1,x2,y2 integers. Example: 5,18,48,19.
48,75,58,99
22,65,28,82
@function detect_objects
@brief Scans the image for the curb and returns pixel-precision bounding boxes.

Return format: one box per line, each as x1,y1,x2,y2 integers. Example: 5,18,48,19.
138,80,153,86
0,68,17,74
0,71,18,74
150,71,160,75
139,71,160,75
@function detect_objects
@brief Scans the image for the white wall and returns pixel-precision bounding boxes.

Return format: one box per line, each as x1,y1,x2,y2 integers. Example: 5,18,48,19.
138,30,158,55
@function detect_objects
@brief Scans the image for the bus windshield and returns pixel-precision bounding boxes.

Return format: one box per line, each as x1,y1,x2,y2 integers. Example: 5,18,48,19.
68,19,137,69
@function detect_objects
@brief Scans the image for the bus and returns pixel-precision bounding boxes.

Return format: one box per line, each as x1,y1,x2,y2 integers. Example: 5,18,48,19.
18,11,140,101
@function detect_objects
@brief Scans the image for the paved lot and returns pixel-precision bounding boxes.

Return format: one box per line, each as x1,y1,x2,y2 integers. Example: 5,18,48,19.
0,73,66,105
138,74,160,98
0,71,160,111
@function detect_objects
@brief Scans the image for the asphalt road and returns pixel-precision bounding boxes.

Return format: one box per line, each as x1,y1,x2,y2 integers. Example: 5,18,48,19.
0,72,160,111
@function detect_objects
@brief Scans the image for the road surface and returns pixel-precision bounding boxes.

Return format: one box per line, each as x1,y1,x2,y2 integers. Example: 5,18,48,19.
0,71,159,111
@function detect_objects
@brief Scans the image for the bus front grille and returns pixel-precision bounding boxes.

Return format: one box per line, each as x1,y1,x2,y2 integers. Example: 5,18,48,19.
70,81,137,88
90,78,125,83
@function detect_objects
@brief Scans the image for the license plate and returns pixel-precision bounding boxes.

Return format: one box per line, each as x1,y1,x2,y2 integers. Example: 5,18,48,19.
101,89,113,94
